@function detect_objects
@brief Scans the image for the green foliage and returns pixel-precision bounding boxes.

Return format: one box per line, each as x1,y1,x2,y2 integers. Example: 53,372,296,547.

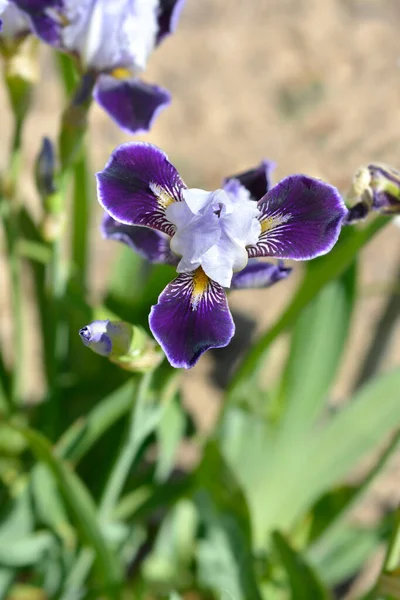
1,28,400,600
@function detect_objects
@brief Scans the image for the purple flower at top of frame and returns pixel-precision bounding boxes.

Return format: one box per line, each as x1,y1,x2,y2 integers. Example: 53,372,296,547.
13,0,186,133
97,143,347,369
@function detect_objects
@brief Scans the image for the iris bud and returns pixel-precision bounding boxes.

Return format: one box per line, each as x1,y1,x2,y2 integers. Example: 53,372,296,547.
346,163,400,224
79,320,163,372
35,137,56,199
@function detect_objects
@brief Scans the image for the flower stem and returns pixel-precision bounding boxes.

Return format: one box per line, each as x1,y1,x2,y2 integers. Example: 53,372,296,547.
2,120,25,408
71,152,91,291
98,372,153,521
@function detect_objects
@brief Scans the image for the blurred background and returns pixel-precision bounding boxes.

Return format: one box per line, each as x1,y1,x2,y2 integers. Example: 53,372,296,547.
2,1,400,593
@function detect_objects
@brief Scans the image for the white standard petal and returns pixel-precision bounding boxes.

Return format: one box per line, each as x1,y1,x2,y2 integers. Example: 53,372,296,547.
167,185,261,287
62,0,158,72
168,200,221,263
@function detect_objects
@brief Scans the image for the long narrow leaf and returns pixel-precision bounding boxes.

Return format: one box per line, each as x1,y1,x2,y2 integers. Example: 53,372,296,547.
229,218,388,398
273,531,332,599
278,263,356,434
13,426,123,593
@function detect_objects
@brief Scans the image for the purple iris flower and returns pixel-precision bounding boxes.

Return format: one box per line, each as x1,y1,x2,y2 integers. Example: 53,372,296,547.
12,0,185,133
97,143,347,369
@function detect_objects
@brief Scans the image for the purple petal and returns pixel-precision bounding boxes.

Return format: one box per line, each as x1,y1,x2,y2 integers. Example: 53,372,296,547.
247,175,347,260
156,0,186,44
224,160,276,201
149,269,235,369
94,75,171,135
231,260,292,290
97,142,186,236
101,212,178,265
13,0,61,44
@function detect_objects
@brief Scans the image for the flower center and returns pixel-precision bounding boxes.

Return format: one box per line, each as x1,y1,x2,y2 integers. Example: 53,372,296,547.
165,186,261,288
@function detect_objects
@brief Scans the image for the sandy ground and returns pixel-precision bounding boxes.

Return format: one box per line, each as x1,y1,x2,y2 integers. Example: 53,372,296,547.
2,0,400,596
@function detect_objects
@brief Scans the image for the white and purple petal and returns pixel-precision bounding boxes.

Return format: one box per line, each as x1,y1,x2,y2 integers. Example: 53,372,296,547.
224,159,276,201
101,213,178,265
60,0,159,72
97,142,186,236
156,0,186,44
149,269,235,369
247,175,347,260
230,260,292,290
13,0,62,44
94,75,170,135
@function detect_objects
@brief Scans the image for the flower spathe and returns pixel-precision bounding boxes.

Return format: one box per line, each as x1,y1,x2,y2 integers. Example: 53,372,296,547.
97,143,347,369
13,0,185,133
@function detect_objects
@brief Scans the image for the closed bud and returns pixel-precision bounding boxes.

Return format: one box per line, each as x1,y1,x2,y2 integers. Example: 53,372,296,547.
79,320,163,372
35,137,57,199
346,163,400,224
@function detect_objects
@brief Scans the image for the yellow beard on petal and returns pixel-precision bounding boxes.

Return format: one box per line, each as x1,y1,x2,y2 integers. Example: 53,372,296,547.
261,212,291,233
149,181,176,209
191,267,209,310
111,67,132,80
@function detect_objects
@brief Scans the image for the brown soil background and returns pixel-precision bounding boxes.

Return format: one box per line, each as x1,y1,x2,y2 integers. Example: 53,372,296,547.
2,0,400,596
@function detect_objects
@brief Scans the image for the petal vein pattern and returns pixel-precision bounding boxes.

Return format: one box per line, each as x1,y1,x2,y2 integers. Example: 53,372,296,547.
247,175,347,260
149,269,235,368
97,142,186,237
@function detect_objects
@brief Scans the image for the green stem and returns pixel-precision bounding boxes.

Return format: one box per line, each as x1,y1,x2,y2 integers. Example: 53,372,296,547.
98,372,153,520
3,121,25,407
41,173,70,436
71,152,91,290
383,509,400,574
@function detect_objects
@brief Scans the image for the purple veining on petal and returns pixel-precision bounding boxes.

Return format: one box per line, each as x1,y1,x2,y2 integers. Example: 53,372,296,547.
230,260,292,290
224,160,276,201
101,212,178,265
247,175,347,260
149,269,235,369
156,0,186,44
97,142,186,236
94,75,171,135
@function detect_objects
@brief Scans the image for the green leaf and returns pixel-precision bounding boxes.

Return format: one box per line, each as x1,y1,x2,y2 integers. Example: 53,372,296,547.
278,263,356,433
99,373,163,520
195,444,263,600
155,394,186,482
229,218,388,397
0,531,54,567
31,463,75,548
0,568,15,600
220,369,400,550
12,425,123,592
273,532,332,599
56,379,137,464
307,524,386,586
59,548,95,600
143,499,197,587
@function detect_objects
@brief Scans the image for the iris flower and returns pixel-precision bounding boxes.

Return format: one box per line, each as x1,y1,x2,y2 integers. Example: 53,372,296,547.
97,143,347,369
12,0,185,133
